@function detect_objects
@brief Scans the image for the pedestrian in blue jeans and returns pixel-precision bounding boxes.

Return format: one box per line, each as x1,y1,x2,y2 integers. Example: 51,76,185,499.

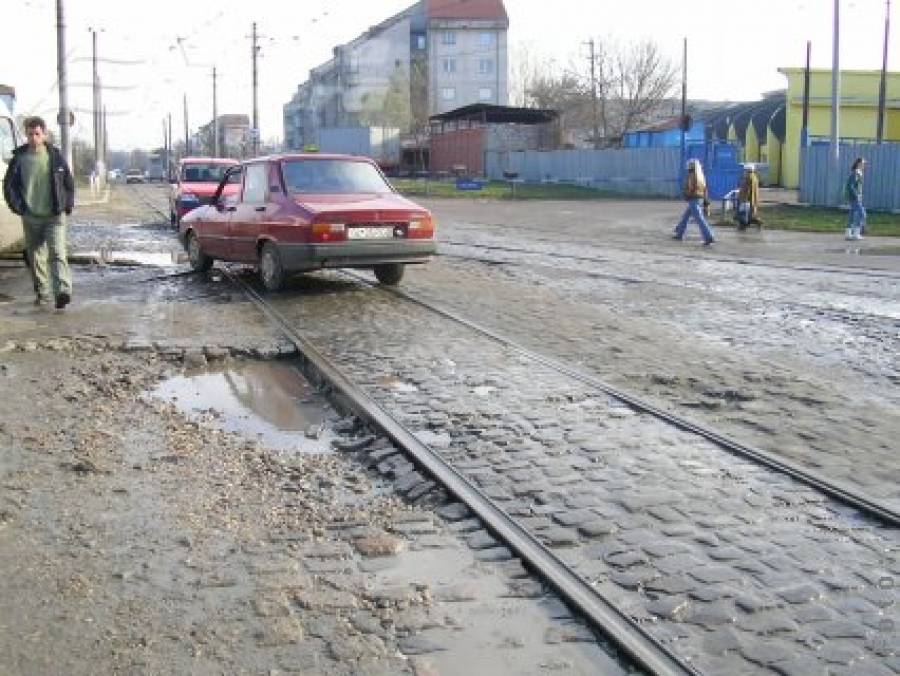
844,157,866,241
673,159,715,245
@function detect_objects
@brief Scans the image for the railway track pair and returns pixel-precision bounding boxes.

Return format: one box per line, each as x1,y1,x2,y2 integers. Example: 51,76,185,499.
217,266,900,676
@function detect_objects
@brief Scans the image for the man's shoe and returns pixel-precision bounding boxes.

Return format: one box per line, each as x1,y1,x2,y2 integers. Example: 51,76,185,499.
55,292,71,309
34,295,50,307
703,238,715,246
672,234,683,241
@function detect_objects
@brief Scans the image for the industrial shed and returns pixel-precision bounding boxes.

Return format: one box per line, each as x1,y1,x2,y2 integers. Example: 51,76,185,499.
429,104,559,176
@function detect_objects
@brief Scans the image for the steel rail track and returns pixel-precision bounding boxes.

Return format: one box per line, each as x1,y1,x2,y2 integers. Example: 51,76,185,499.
439,237,900,281
438,244,900,324
223,267,700,676
337,270,900,530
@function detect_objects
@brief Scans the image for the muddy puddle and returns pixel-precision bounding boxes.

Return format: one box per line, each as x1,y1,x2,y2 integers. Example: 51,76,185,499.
72,250,186,266
151,360,338,452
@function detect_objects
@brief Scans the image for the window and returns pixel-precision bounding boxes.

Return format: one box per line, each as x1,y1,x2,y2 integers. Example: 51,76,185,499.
441,32,456,45
440,87,456,101
478,88,493,101
242,163,268,203
414,34,426,50
443,58,456,74
479,32,494,47
478,59,493,75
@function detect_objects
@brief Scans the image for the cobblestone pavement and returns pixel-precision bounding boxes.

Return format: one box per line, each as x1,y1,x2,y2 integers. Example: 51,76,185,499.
265,274,900,675
417,198,900,508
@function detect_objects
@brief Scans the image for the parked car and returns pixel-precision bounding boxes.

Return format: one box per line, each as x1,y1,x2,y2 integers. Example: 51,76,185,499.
168,156,239,226
125,169,145,184
178,153,437,290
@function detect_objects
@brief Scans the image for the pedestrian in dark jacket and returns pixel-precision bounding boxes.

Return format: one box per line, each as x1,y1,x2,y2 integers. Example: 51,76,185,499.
844,157,866,241
2,116,75,308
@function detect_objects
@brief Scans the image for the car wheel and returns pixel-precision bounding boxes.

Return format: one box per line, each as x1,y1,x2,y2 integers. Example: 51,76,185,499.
373,263,404,285
259,241,286,291
186,231,214,272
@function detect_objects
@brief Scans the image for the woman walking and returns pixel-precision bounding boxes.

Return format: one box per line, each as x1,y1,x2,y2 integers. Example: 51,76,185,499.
673,158,715,245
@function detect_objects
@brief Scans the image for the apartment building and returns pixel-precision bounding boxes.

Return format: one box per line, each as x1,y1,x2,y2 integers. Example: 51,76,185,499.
283,0,509,152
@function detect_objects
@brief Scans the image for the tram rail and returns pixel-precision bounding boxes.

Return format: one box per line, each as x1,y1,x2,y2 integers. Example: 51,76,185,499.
216,264,900,675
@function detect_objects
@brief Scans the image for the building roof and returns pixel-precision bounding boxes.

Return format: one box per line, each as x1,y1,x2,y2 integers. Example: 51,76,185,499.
430,103,557,125
426,0,508,25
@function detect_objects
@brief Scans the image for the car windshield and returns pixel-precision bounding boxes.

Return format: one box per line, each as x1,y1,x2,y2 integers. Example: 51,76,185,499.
282,159,393,195
182,164,233,183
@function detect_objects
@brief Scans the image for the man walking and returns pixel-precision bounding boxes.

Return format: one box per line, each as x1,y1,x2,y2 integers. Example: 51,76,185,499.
3,116,75,308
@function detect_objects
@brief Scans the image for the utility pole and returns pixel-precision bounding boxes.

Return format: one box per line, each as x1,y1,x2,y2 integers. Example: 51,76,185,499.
587,39,599,149
162,118,168,176
829,0,841,206
680,38,687,183
90,28,105,186
213,66,219,157
55,0,72,168
876,0,891,142
167,111,173,165
251,22,260,155
184,93,190,155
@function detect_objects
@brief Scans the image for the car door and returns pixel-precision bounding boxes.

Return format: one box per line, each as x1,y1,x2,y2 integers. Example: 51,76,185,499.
227,161,270,262
195,166,242,259
0,111,24,256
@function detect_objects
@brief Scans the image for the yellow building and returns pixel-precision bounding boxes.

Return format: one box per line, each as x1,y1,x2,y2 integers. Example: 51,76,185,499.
779,68,900,188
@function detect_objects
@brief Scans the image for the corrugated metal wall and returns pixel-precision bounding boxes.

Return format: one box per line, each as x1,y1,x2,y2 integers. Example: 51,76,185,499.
482,142,900,209
486,148,683,198
800,143,900,212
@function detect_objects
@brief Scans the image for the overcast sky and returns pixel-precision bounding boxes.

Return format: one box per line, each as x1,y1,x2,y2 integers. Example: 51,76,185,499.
2,0,895,150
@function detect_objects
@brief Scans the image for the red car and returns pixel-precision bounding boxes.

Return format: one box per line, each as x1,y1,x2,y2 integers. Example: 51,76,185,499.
178,153,437,290
169,157,240,226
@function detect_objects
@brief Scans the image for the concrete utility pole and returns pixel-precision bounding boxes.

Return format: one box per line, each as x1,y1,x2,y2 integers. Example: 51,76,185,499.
55,0,72,168
184,93,190,155
212,66,219,157
251,22,259,155
89,27,106,187
680,38,687,181
876,0,891,142
829,0,841,207
587,39,599,149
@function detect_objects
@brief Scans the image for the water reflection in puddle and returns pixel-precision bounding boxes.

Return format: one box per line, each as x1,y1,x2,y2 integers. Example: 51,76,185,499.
153,360,337,453
76,250,186,266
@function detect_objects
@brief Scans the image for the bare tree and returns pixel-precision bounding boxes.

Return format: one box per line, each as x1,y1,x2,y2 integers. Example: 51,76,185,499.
603,40,679,143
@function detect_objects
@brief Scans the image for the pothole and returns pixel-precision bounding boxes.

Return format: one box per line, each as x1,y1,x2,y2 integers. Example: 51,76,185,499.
151,359,339,452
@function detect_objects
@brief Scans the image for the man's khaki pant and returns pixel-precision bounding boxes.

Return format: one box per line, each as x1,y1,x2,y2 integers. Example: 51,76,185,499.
23,215,72,300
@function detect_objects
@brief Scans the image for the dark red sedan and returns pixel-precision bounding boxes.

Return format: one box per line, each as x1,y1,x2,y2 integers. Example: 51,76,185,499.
178,153,437,290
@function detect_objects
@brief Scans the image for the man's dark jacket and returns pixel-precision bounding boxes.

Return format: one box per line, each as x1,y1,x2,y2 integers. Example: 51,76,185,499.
3,143,75,217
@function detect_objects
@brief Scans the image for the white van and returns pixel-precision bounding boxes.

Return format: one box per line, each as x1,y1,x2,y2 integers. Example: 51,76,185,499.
0,99,24,257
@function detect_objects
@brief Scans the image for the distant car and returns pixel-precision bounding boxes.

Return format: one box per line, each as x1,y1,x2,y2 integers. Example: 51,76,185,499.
169,156,240,226
178,153,437,290
125,169,145,184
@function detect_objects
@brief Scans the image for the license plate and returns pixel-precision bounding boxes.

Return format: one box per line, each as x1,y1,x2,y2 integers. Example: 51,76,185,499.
348,226,394,239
